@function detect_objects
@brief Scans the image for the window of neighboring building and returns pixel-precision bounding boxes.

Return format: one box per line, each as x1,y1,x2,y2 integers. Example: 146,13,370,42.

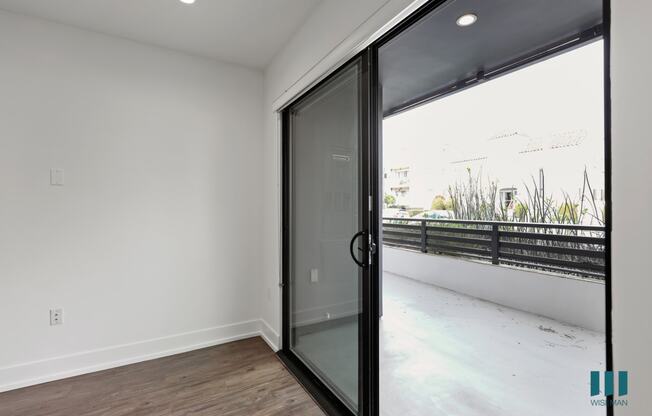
500,188,517,209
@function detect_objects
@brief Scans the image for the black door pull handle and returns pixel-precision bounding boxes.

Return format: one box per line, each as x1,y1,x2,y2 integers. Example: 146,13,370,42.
349,230,368,268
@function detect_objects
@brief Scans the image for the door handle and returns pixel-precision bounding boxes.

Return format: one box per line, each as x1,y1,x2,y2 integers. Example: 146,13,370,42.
349,230,368,268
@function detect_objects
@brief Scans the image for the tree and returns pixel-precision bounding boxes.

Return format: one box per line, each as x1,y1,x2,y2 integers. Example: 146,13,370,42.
431,195,447,210
384,193,396,206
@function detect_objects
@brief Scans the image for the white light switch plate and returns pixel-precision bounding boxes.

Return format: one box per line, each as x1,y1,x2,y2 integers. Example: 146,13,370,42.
310,268,319,283
50,168,64,186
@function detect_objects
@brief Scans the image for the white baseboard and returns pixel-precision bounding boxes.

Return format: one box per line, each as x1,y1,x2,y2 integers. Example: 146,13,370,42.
0,319,278,393
259,319,280,351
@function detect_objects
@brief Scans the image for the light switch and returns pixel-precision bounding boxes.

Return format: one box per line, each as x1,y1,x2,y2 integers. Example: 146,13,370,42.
50,168,64,186
310,268,319,283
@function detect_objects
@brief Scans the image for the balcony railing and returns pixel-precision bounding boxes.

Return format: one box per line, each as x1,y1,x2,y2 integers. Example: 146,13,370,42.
382,217,606,280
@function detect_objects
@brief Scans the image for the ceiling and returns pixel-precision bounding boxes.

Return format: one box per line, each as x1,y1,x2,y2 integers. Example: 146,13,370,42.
0,0,321,69
379,0,603,116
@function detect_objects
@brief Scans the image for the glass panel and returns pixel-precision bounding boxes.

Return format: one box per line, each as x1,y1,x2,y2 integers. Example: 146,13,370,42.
288,59,362,412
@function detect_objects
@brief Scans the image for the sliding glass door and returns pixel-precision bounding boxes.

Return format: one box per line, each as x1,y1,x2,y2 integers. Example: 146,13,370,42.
280,53,377,416
280,1,609,416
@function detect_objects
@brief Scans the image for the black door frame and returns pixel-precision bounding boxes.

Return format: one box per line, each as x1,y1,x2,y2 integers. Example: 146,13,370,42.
279,0,612,415
277,51,377,416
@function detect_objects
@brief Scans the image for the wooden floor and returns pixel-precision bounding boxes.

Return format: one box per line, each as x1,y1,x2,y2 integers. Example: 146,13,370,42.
0,337,324,416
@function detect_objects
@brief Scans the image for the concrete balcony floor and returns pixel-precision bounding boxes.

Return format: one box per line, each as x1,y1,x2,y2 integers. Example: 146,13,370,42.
292,271,605,415
380,272,606,416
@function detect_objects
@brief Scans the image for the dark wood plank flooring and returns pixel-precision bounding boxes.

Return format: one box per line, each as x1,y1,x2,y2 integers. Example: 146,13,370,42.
0,337,324,416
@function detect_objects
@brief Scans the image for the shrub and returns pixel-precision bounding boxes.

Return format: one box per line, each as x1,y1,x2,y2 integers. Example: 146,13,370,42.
431,195,447,210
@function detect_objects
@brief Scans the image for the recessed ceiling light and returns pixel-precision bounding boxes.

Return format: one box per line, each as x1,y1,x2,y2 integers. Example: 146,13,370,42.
456,13,477,27
179,0,196,4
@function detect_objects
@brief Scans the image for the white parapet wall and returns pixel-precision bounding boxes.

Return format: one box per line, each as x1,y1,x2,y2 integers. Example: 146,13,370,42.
383,246,605,332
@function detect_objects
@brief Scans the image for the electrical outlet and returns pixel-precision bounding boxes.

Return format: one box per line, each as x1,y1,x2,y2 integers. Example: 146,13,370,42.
50,168,65,186
50,308,63,326
310,268,319,283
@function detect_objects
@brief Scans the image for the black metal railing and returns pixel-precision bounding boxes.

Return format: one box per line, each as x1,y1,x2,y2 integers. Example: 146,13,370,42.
382,217,606,280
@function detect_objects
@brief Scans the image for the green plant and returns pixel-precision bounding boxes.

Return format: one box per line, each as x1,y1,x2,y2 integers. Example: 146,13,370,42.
431,195,447,210
513,202,528,219
445,167,604,226
408,208,424,217
556,200,580,223
447,168,501,221
580,169,605,226
384,193,396,206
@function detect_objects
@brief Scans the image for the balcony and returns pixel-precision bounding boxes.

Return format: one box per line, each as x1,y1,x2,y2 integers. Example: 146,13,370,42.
380,218,606,415
380,272,605,416
382,217,605,331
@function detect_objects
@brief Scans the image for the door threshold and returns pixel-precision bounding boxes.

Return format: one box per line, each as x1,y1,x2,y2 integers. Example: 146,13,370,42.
277,350,356,416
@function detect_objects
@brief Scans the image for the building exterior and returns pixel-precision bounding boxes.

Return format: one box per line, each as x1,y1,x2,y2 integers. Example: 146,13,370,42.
383,128,605,222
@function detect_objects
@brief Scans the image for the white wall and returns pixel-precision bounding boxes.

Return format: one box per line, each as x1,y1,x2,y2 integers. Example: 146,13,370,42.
611,1,652,414
0,10,266,392
263,0,651,413
383,247,605,332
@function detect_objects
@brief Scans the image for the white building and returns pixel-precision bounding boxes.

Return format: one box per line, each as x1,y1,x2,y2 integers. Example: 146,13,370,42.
384,128,604,214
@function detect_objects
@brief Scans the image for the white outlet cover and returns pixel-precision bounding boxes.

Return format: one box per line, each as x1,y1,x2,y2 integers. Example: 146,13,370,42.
310,268,319,283
50,308,63,325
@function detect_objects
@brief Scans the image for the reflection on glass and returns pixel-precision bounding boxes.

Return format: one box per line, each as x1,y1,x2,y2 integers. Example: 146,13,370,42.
288,60,362,412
